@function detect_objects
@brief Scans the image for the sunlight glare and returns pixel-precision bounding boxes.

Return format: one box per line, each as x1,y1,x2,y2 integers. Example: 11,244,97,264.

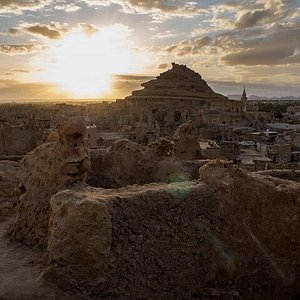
32,24,148,98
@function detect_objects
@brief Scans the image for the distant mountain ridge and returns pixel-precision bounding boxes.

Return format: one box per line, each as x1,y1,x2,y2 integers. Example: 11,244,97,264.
227,95,300,101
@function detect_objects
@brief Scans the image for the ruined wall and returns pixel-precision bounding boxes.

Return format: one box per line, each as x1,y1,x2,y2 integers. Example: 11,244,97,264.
0,160,19,219
87,122,206,189
88,138,205,188
0,123,38,155
13,117,90,247
173,121,203,160
46,161,300,299
256,169,300,182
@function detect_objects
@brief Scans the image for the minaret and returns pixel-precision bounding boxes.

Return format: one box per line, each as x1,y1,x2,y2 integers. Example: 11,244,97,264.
241,86,247,112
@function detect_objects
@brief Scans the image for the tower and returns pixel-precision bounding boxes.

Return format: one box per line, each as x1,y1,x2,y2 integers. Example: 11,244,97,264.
241,86,247,112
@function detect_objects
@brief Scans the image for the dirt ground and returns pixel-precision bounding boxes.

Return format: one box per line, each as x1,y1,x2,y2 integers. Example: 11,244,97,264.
0,219,80,300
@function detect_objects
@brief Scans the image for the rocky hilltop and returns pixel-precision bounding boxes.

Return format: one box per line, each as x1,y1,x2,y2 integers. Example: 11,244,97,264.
126,62,228,100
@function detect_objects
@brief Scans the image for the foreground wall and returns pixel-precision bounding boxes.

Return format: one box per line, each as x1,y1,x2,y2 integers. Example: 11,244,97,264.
46,162,300,299
13,117,90,247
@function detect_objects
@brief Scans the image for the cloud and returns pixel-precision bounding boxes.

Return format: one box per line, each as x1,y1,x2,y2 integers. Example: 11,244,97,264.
114,74,154,81
157,63,169,69
25,25,61,39
8,28,19,35
235,9,272,29
191,27,211,38
0,79,67,100
4,69,30,76
219,23,300,66
53,2,81,12
163,36,212,57
10,22,70,39
84,0,201,19
0,44,39,55
210,0,299,31
0,0,52,14
235,5,295,29
221,48,294,66
151,30,177,39
0,0,81,13
79,23,98,35
284,52,300,64
9,22,100,39
107,74,155,98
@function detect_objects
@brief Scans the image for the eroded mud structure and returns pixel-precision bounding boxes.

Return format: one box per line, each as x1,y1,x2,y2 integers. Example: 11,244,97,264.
13,117,91,247
0,117,299,299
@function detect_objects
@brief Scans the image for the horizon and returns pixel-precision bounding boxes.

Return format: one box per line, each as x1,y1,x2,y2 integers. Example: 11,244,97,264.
1,93,300,104
1,0,300,100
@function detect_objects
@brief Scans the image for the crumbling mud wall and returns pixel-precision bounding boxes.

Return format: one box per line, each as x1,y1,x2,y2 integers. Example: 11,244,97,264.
13,117,90,247
46,161,300,299
0,122,38,156
173,121,203,160
88,138,205,188
0,160,19,219
256,169,300,182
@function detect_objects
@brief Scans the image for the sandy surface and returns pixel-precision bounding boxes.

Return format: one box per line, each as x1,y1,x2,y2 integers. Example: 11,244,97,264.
0,219,77,300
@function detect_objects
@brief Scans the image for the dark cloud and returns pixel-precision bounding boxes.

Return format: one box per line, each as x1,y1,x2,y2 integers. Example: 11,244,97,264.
9,22,70,39
9,22,100,39
25,25,61,39
108,74,156,98
8,28,19,35
236,9,272,29
163,36,212,57
165,45,178,53
114,74,154,81
195,36,212,48
157,63,169,69
110,79,141,96
219,23,300,66
0,79,66,100
221,48,294,66
0,44,38,55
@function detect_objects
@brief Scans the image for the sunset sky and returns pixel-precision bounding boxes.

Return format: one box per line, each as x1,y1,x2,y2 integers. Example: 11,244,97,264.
0,0,300,100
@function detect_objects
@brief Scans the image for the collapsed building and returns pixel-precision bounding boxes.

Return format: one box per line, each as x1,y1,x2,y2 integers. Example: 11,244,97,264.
0,117,298,299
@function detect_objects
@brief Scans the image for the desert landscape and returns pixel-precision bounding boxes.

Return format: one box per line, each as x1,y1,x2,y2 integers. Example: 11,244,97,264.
1,0,300,299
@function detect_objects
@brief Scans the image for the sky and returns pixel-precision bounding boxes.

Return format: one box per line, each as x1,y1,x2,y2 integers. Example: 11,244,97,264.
0,0,300,101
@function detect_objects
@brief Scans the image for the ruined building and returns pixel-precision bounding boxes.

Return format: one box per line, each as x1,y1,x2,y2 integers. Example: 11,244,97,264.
0,117,299,299
105,63,254,143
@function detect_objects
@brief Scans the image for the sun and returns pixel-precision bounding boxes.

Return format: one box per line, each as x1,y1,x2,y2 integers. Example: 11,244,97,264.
32,24,148,98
